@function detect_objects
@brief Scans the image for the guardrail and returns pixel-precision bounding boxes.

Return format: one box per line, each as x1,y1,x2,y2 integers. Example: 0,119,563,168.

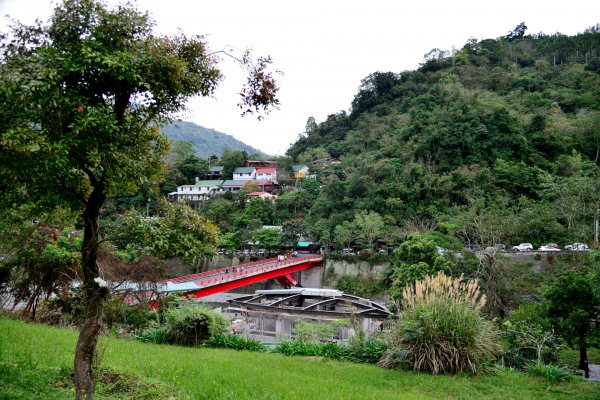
161,255,323,292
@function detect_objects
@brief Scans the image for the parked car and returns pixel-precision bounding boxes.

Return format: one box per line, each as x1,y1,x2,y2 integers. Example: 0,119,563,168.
538,243,560,252
564,243,589,251
437,246,451,256
512,243,533,251
342,248,355,256
466,243,480,251
484,246,496,254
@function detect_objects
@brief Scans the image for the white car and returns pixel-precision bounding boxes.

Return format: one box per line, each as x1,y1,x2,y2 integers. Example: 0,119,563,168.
538,243,560,252
512,243,533,251
564,243,589,251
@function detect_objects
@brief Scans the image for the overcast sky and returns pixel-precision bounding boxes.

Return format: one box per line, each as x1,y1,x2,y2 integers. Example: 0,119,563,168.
1,0,598,156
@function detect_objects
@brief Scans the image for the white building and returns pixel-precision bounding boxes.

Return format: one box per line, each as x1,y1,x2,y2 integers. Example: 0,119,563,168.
255,167,277,183
175,180,222,202
233,167,256,180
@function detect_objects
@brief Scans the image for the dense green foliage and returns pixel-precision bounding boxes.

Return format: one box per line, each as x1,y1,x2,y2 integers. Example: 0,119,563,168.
203,334,268,352
544,272,600,375
137,299,228,346
285,25,600,250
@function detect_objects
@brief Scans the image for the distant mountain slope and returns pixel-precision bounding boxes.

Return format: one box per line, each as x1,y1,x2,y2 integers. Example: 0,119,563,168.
161,120,267,159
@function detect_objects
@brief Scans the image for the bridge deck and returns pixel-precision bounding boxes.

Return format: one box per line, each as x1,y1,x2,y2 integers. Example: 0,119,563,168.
159,254,323,298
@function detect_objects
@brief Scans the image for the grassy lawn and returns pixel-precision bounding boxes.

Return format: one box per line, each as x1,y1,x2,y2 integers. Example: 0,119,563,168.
559,347,600,370
1,317,598,400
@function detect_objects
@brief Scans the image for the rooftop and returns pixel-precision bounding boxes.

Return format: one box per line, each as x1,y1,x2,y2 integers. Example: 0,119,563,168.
194,180,223,186
256,167,277,173
233,167,256,174
292,164,308,172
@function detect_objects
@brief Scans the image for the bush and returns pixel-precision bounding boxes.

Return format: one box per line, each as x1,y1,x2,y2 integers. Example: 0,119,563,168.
525,362,576,384
381,272,501,374
102,296,152,331
503,303,562,369
162,300,228,346
273,340,322,356
204,334,267,352
345,336,388,364
337,276,384,298
136,321,172,344
273,340,347,359
137,298,228,347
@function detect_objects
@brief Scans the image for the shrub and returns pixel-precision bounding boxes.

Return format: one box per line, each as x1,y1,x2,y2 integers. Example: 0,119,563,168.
381,272,501,374
503,303,562,369
204,334,267,352
162,300,228,346
137,298,228,347
337,276,384,298
273,340,322,356
318,341,347,359
525,362,576,384
136,321,172,344
345,336,388,363
273,340,347,359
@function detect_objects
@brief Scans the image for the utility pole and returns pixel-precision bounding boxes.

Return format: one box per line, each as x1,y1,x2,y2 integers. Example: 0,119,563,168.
595,201,599,247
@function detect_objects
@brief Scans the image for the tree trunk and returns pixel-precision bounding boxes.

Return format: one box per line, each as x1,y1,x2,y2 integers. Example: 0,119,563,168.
578,333,589,378
74,187,107,400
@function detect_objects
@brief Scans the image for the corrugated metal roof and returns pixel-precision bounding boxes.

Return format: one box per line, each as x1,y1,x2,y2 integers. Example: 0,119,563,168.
209,166,224,172
256,167,277,173
221,180,247,186
194,180,223,186
233,167,256,174
292,164,308,172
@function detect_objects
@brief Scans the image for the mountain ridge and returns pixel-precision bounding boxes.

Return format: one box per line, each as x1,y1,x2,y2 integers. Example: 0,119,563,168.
161,120,267,159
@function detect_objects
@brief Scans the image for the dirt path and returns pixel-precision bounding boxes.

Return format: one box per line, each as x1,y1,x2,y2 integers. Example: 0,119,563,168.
589,363,600,382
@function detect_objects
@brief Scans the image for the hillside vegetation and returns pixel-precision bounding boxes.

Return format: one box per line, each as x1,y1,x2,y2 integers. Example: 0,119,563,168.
287,24,600,249
162,120,267,159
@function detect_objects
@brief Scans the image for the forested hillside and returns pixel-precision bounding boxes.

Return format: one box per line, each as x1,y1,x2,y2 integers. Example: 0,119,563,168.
287,23,600,248
162,120,267,159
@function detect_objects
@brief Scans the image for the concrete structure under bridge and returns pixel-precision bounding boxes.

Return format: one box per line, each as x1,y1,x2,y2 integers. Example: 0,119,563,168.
226,288,391,343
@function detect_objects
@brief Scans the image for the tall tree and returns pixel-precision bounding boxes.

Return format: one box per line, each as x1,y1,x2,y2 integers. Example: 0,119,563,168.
544,273,600,378
0,1,278,398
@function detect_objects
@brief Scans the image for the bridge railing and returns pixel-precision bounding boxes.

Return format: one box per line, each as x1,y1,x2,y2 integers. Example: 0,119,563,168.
160,255,323,292
165,257,279,283
194,255,322,287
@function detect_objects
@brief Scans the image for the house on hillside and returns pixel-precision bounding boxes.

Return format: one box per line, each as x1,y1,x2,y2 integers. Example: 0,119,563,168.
245,192,276,203
233,167,256,180
291,164,309,179
245,180,276,193
255,167,277,183
173,180,223,203
206,166,223,180
246,160,278,168
220,180,247,192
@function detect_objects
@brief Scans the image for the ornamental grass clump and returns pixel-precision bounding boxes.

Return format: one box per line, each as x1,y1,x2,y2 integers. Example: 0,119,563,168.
380,272,501,374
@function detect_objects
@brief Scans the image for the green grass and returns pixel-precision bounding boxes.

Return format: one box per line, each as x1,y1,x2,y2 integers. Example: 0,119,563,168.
1,317,598,400
559,347,600,370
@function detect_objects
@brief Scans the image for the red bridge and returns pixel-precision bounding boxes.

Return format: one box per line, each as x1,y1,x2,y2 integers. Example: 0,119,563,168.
160,254,324,298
